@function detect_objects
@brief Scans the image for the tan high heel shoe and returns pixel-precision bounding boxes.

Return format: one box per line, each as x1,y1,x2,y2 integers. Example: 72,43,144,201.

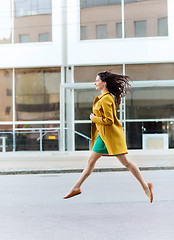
63,188,82,199
147,183,153,203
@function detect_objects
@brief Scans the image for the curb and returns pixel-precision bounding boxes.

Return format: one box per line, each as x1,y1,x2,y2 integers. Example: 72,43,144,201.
0,166,174,175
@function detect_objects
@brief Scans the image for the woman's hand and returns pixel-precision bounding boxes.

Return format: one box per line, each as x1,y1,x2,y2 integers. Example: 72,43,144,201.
90,113,94,121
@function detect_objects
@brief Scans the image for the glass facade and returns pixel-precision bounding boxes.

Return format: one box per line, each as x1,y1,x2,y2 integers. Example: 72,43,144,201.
74,65,123,82
80,0,168,40
126,86,174,119
0,0,52,44
0,63,174,151
14,0,52,43
125,63,174,81
0,125,13,152
75,89,97,120
75,123,91,151
73,63,174,151
0,67,60,151
134,21,147,37
124,63,174,150
124,0,168,38
158,17,168,36
0,69,13,121
15,124,60,151
126,121,173,149
0,0,174,152
80,0,122,40
15,68,61,121
0,0,12,44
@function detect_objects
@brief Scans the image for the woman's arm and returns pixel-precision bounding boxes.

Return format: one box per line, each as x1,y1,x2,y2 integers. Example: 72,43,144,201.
92,98,114,125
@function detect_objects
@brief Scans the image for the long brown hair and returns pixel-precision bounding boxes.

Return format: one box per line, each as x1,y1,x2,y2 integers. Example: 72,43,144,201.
97,71,132,108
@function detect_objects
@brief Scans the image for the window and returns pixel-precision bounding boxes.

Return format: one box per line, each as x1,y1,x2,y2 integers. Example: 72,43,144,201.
134,20,146,37
80,0,121,8
75,89,97,120
125,63,174,81
80,0,121,40
75,123,91,150
125,0,168,38
0,69,12,121
74,65,123,82
126,86,174,119
39,33,49,42
19,34,30,43
80,26,88,40
0,0,12,44
158,17,168,36
116,22,122,38
14,0,52,43
14,0,52,17
15,68,61,121
80,0,168,40
6,89,12,96
96,24,108,39
5,107,11,115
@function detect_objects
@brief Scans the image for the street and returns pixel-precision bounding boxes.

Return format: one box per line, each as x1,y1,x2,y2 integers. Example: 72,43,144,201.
0,170,174,240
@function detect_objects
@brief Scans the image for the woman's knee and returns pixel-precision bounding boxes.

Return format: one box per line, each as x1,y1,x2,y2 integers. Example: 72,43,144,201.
117,154,130,168
87,156,96,166
87,152,101,165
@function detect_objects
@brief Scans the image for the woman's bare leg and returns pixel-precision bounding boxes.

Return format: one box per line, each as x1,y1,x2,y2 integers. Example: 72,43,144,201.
66,151,102,194
116,154,151,200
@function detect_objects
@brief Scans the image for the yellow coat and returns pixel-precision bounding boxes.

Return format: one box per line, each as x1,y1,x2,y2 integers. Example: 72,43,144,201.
91,91,128,155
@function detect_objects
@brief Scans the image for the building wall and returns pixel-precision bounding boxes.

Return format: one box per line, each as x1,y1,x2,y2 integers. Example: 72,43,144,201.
67,0,174,65
80,0,167,39
0,0,174,151
0,0,62,69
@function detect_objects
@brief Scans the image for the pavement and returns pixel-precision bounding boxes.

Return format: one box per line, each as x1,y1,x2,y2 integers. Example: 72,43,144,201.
1,151,174,239
0,170,174,240
0,149,174,174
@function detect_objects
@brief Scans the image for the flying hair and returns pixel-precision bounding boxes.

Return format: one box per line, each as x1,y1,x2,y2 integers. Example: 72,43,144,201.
97,71,132,108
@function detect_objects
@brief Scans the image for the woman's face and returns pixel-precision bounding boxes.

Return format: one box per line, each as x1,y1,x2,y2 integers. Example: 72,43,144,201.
95,75,106,90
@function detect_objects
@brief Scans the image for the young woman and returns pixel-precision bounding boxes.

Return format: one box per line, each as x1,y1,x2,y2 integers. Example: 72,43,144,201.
63,71,153,203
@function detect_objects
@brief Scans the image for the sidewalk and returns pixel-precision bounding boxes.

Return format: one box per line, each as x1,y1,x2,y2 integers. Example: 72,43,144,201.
0,149,174,174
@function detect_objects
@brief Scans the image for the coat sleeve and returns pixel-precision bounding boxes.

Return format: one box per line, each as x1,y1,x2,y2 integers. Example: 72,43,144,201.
92,97,114,125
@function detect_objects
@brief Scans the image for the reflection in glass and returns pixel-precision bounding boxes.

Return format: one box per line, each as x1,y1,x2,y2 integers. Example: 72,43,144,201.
116,22,122,38
75,89,97,120
80,26,88,40
15,68,61,121
96,24,108,39
126,87,174,119
0,70,12,121
75,123,91,150
74,65,123,82
126,121,168,149
15,124,60,151
39,32,49,42
124,0,168,38
0,0,12,44
19,34,30,43
14,0,52,43
134,21,146,37
158,17,168,36
81,0,121,8
169,121,174,148
125,63,174,81
126,122,142,149
0,125,13,152
80,0,122,40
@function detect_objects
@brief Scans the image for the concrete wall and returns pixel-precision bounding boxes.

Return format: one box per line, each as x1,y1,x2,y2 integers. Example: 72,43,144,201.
67,0,174,66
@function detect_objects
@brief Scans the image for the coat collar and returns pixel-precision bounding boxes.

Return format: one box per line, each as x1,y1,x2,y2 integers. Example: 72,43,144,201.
98,90,110,99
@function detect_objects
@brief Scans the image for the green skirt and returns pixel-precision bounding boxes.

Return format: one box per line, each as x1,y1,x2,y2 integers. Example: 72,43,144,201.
92,134,109,154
